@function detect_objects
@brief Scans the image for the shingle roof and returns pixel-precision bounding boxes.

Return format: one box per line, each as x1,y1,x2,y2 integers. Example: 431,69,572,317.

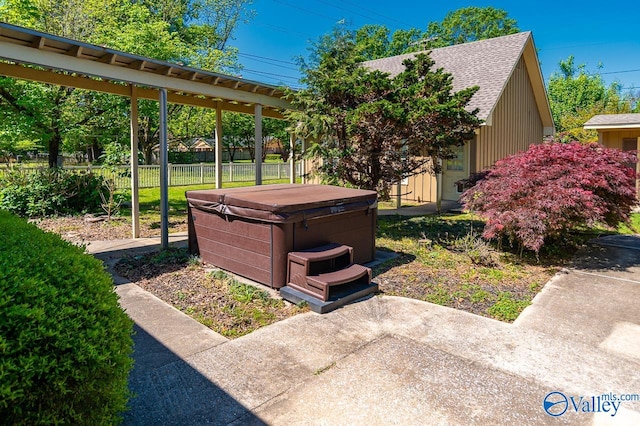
583,113,640,129
361,32,532,121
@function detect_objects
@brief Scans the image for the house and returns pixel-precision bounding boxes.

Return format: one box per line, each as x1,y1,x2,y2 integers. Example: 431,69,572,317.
360,31,555,202
583,113,640,196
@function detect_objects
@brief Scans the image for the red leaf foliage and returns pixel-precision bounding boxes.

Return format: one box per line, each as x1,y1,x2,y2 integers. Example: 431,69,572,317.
461,142,638,252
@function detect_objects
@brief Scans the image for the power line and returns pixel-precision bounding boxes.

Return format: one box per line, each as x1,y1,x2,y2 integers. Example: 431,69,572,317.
237,54,299,71
332,0,414,27
253,22,315,39
238,52,298,66
599,68,640,75
313,0,411,28
240,68,301,82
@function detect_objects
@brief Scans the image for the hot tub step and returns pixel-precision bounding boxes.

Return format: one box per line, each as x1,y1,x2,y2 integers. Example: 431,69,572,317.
306,263,371,289
286,243,373,302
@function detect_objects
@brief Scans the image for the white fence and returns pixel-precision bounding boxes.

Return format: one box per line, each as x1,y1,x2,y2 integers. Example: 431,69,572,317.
3,162,301,190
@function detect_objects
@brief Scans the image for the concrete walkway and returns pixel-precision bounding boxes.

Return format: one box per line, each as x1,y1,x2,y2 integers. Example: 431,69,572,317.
89,230,640,425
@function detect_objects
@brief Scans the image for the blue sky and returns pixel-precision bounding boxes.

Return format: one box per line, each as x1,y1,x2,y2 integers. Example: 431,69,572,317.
232,0,640,93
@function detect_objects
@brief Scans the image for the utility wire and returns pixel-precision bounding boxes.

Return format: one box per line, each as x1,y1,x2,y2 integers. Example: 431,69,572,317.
240,68,301,81
239,55,299,71
313,0,410,28
238,52,298,66
330,0,415,27
599,68,640,75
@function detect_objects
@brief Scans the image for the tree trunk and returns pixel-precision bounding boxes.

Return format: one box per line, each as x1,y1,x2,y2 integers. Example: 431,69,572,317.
48,134,61,168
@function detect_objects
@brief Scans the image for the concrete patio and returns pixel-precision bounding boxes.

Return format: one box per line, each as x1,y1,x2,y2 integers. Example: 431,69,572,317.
89,231,640,425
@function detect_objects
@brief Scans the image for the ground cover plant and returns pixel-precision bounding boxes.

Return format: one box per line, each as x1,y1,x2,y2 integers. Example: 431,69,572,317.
374,213,561,321
114,248,307,338
0,211,134,424
461,141,637,253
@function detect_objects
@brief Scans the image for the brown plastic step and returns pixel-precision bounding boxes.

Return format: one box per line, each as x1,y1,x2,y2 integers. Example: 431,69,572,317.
306,264,371,289
288,243,352,265
287,243,354,285
295,263,371,301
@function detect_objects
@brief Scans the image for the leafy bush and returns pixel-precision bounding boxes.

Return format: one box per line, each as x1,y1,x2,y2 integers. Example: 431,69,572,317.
0,211,134,424
0,168,107,217
461,142,637,252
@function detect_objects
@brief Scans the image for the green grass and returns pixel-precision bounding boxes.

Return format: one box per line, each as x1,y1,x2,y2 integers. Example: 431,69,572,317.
619,212,640,234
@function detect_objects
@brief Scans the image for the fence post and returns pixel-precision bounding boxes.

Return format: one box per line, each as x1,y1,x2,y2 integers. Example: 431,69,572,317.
200,162,204,184
168,163,172,187
278,163,281,179
229,161,233,182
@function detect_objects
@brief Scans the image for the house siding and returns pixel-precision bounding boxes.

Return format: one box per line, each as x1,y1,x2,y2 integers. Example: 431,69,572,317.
393,57,545,202
475,57,543,171
598,130,640,149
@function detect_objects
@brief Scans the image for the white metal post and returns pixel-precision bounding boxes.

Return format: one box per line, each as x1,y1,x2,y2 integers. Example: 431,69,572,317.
255,104,262,185
130,85,140,238
159,88,169,249
215,107,222,188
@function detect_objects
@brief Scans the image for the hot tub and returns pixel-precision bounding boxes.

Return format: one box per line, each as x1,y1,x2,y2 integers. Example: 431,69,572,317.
186,184,377,289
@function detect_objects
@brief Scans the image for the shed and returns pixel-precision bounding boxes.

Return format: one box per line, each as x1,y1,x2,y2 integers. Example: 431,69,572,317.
361,31,555,202
584,113,640,196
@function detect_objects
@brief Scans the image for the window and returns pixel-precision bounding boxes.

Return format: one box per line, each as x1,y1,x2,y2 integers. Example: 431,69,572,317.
446,146,464,171
622,138,637,152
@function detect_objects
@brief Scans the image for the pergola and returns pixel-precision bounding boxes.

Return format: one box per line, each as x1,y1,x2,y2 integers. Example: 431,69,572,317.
0,22,297,248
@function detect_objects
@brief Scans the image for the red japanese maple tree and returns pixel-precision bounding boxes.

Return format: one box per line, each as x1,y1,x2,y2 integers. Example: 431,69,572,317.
461,141,638,252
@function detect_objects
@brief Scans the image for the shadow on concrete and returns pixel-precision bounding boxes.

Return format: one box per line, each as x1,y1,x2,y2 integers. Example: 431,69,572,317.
124,324,265,426
571,234,640,273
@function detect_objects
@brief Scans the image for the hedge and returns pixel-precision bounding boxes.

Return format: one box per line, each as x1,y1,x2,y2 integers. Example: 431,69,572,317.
0,210,134,424
0,168,107,217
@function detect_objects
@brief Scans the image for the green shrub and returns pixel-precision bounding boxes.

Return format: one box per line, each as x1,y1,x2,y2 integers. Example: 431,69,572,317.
265,154,283,162
0,211,134,425
0,168,107,217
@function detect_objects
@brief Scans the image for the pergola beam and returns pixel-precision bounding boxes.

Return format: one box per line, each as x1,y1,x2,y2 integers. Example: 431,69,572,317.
0,62,285,119
0,40,291,110
0,22,296,245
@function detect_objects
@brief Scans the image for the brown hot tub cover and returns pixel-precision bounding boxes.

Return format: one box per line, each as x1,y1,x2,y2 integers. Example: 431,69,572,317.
186,184,377,223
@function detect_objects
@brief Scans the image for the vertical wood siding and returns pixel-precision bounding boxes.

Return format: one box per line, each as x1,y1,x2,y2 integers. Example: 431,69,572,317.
600,130,640,149
475,57,544,171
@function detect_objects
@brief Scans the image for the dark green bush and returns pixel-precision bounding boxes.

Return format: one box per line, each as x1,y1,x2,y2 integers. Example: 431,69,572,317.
0,211,134,425
0,168,108,217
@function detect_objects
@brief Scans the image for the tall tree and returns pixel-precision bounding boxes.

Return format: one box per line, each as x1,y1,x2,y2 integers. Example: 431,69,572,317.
425,6,519,48
0,0,253,166
221,112,253,162
289,30,480,199
547,56,632,142
354,25,425,60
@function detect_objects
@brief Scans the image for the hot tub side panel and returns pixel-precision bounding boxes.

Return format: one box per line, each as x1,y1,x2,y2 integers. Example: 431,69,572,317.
189,207,286,287
188,205,376,289
292,209,377,265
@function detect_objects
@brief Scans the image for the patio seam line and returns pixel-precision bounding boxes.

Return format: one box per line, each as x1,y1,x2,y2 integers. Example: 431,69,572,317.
567,269,640,284
245,332,392,414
